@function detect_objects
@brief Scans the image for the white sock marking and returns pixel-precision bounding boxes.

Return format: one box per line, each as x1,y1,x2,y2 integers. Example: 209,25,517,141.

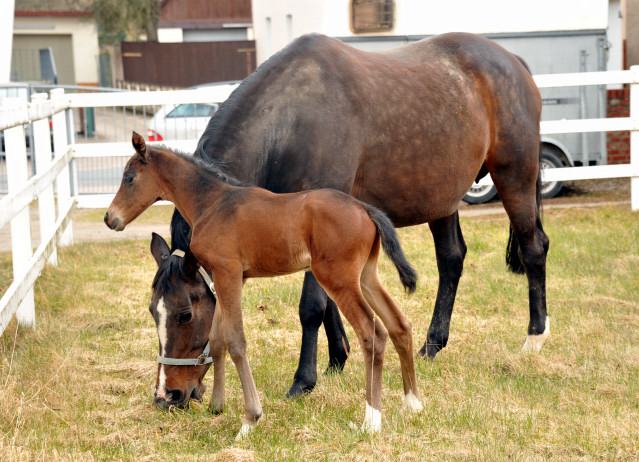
235,423,254,441
362,402,382,433
522,316,550,353
156,297,168,399
403,390,423,413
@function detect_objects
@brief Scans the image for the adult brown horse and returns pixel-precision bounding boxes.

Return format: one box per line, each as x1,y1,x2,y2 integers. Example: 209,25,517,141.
105,133,423,438
161,32,550,398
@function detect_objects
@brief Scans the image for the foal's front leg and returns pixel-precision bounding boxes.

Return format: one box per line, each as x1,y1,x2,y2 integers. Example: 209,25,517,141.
211,265,263,440
209,301,226,414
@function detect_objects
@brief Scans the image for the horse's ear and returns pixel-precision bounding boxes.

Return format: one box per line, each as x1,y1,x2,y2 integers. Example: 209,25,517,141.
132,131,147,158
182,248,200,278
150,232,170,267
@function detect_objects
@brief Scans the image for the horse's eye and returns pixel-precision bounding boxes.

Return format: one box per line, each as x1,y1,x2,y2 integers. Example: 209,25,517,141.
176,311,192,324
124,175,134,186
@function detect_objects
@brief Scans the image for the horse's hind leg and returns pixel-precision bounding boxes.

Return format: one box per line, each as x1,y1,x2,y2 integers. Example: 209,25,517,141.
490,148,550,352
360,257,423,412
418,212,467,359
287,272,350,399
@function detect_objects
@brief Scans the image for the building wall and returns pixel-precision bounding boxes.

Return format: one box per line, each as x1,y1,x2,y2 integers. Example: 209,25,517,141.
626,0,639,67
160,0,252,22
13,15,99,85
252,0,610,64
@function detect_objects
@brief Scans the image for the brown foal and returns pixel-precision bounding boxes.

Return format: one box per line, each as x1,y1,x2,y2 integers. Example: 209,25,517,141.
105,133,423,438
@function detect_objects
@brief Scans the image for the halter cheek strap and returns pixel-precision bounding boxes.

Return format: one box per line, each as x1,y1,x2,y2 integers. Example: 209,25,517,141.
154,249,217,367
169,249,217,296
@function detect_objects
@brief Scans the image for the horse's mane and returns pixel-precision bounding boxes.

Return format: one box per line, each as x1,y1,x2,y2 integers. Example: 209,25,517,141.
152,254,187,294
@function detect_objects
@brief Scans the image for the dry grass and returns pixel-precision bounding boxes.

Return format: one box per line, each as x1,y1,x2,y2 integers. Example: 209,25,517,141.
1,204,638,460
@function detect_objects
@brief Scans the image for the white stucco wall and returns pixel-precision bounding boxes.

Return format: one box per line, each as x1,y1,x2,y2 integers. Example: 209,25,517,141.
0,0,16,83
13,15,100,84
252,0,610,64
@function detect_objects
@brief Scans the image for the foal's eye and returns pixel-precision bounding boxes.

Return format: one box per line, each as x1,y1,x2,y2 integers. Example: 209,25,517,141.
176,311,192,324
124,175,134,186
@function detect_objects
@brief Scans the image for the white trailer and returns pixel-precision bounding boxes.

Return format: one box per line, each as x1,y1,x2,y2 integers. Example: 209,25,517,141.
252,0,622,201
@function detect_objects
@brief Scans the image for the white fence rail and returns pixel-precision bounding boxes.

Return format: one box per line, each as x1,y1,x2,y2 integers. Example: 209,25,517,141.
1,67,638,337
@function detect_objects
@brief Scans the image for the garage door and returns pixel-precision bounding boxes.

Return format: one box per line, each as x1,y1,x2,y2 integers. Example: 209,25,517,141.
12,34,75,85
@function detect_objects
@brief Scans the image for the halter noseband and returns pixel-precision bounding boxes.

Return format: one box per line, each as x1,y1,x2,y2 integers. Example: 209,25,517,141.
155,249,216,367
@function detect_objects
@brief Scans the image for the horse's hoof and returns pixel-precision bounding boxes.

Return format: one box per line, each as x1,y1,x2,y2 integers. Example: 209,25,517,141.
323,361,345,376
285,380,314,399
417,343,439,360
521,316,550,354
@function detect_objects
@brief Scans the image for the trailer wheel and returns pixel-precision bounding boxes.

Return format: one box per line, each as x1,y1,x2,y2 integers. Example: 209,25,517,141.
462,183,498,204
540,147,564,199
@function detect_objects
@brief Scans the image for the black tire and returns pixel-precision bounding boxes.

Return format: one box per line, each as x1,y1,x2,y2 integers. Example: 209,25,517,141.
540,147,564,199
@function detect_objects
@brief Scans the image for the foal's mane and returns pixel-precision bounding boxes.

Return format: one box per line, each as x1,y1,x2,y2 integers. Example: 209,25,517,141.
153,144,244,187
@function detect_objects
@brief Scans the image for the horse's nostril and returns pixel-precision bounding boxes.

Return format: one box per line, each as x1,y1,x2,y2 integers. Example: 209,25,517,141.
166,388,185,405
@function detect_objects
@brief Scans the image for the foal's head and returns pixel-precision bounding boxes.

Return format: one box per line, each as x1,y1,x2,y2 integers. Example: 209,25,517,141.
149,233,215,408
105,132,163,232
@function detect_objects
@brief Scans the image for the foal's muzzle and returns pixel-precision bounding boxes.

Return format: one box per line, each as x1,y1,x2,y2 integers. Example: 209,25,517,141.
104,211,123,231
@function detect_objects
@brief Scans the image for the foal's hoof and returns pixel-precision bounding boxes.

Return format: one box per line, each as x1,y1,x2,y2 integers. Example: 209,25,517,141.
286,380,314,399
235,422,256,441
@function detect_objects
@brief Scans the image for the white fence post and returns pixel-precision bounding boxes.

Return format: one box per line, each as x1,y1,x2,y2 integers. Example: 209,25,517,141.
630,65,639,211
51,88,74,246
31,92,58,265
4,124,36,328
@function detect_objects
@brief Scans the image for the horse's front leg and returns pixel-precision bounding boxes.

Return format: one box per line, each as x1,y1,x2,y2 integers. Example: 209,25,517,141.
208,300,226,415
210,264,262,440
288,272,350,398
419,212,467,359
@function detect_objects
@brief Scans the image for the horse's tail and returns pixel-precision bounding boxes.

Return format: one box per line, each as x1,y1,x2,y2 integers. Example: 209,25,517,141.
170,208,192,251
505,139,543,274
361,202,417,294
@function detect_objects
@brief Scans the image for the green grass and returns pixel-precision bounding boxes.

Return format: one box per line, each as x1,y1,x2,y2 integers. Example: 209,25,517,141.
1,205,638,460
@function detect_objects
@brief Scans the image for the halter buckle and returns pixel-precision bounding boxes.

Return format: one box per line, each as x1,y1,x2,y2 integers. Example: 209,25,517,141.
195,353,209,366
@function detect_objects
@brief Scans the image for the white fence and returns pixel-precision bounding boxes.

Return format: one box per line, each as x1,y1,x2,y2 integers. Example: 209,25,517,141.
1,67,638,337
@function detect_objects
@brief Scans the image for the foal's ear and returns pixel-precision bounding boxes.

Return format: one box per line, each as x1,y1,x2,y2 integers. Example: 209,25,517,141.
150,232,170,267
132,131,147,158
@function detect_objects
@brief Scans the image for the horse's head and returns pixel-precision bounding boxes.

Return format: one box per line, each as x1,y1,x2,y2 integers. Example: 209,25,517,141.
148,233,215,409
105,132,160,231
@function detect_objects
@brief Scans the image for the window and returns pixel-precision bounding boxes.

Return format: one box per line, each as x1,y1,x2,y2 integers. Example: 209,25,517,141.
351,0,394,33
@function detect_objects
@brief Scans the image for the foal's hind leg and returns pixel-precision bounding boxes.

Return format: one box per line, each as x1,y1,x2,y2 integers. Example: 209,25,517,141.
360,257,423,412
419,212,467,359
313,267,388,432
288,272,350,399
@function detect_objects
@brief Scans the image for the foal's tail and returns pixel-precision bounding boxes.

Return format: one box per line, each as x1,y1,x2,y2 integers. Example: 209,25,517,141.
505,140,544,274
361,202,417,294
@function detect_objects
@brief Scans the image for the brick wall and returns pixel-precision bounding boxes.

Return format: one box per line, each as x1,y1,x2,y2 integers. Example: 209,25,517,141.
606,87,631,164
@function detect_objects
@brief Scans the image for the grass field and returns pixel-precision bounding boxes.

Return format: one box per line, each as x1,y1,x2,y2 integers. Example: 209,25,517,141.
1,204,638,460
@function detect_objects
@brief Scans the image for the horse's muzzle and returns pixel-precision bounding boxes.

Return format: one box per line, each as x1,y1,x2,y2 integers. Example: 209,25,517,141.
153,383,206,409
